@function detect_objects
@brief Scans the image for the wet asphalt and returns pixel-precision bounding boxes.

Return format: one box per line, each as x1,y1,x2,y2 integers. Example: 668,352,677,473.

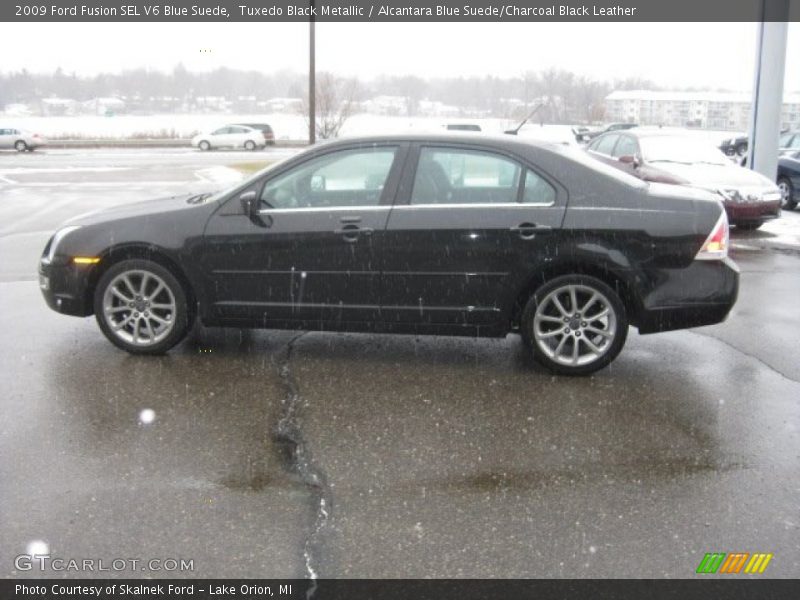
0,149,798,579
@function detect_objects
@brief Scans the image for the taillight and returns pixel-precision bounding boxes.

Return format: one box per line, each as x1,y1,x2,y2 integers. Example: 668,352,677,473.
695,212,729,260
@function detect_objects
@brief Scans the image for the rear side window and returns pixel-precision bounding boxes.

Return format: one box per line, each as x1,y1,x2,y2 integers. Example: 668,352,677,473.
411,148,521,205
593,134,619,156
522,170,556,205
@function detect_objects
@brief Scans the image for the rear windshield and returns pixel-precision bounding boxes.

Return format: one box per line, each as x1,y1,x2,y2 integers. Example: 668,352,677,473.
554,144,648,189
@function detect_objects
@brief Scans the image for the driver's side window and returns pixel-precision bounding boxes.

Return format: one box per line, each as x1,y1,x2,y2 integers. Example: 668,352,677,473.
259,147,398,210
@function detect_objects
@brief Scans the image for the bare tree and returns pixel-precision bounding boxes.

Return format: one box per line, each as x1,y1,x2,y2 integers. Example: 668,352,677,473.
300,72,360,140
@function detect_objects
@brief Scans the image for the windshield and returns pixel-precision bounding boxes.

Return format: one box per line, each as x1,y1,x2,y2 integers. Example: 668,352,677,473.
640,136,729,165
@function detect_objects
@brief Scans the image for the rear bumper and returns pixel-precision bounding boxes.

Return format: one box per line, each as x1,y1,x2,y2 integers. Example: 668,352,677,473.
636,257,739,334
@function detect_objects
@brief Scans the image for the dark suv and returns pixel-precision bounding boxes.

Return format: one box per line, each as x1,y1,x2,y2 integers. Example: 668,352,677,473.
233,122,275,145
39,135,738,375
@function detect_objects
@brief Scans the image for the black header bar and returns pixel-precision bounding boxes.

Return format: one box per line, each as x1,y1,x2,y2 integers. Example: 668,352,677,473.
3,0,800,22
3,579,800,600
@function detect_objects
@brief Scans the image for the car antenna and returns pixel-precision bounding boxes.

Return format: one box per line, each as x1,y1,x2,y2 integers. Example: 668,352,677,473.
504,103,544,135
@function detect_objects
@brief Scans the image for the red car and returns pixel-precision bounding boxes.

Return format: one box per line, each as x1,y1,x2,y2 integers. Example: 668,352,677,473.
587,130,781,229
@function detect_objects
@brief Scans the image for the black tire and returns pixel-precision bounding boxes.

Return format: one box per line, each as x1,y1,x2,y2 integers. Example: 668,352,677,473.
735,143,748,157
244,140,256,151
198,140,211,151
736,222,763,230
14,140,28,152
521,275,628,376
94,259,192,355
778,177,796,210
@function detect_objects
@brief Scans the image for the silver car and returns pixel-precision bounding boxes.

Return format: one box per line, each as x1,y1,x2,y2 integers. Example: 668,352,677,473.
191,125,266,151
0,127,46,152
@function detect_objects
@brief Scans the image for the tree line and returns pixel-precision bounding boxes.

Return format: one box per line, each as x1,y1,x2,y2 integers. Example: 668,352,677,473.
0,64,665,124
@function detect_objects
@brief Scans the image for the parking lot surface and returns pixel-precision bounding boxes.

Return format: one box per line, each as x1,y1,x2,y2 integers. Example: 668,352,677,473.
1,148,798,578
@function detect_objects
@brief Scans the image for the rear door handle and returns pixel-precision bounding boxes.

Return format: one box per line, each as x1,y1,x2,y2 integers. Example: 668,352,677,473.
511,222,551,238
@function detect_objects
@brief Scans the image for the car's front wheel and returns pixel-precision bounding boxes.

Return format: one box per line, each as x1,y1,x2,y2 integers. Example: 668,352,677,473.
198,140,211,151
521,275,628,376
778,177,796,210
15,140,28,152
94,259,191,354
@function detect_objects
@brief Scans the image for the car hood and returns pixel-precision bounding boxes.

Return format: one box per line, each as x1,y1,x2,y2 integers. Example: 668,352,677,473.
649,161,774,190
63,192,216,227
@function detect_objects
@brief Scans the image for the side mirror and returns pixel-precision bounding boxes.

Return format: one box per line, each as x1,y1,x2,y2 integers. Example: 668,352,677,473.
239,190,258,217
618,155,640,168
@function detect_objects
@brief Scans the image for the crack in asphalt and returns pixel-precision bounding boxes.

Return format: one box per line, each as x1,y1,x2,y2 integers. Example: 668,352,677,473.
688,329,800,384
272,331,331,590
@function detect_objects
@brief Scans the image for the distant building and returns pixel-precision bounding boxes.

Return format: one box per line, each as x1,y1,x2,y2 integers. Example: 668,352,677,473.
605,90,800,131
258,97,303,112
40,97,79,116
82,97,126,116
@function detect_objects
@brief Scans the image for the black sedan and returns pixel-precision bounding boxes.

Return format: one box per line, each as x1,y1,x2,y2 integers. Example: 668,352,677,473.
39,135,738,375
778,149,800,210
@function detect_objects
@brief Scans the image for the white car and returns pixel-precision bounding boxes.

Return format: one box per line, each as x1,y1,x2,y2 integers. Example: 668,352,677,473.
191,125,267,151
0,127,47,152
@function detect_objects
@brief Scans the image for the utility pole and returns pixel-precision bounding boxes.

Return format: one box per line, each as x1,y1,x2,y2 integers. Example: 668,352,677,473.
308,1,316,145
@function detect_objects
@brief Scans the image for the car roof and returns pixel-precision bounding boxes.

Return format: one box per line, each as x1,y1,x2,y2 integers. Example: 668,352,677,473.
312,132,565,153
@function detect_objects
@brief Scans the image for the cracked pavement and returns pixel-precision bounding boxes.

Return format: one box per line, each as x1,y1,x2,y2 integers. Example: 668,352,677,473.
1,149,798,578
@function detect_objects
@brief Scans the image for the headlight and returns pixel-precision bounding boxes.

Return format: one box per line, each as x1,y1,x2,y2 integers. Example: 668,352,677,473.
47,225,81,261
761,190,781,202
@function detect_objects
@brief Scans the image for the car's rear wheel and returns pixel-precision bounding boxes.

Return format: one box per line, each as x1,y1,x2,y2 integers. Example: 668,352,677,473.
244,140,256,151
521,275,628,376
15,140,28,152
94,259,191,355
778,177,796,210
198,140,211,151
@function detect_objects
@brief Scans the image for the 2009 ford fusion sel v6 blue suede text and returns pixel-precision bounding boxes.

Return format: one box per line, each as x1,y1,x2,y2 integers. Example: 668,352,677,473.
39,134,738,375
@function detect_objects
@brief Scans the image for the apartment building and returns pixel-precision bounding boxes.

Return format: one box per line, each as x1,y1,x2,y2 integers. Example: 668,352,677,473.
606,90,800,131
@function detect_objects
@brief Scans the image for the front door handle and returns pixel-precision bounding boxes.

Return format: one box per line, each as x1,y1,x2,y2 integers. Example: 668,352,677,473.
334,225,374,242
511,222,551,239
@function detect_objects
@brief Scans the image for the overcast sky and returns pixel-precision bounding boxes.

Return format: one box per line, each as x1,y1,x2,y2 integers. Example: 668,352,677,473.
1,22,798,91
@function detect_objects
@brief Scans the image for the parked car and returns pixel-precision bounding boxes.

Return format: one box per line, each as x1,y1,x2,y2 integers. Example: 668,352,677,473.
191,125,266,151
580,122,638,142
232,122,275,145
0,127,46,151
721,129,800,159
778,130,800,155
446,123,482,132
586,129,781,229
719,134,749,158
39,134,737,375
778,149,800,210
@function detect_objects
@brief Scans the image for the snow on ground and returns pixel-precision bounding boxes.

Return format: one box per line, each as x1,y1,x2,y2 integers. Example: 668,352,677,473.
0,112,736,145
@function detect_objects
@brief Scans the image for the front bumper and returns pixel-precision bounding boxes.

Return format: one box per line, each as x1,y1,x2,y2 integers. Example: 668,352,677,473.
39,257,95,317
724,199,781,224
636,257,739,334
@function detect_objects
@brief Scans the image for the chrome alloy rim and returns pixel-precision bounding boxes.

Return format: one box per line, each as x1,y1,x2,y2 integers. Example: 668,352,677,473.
102,270,176,346
778,180,791,207
533,284,617,367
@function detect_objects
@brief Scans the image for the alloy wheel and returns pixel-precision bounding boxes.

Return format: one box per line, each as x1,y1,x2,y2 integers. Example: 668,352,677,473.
101,269,177,347
532,283,617,367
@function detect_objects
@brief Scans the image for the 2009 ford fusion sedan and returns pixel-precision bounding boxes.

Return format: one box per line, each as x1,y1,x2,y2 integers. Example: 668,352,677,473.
39,135,739,375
